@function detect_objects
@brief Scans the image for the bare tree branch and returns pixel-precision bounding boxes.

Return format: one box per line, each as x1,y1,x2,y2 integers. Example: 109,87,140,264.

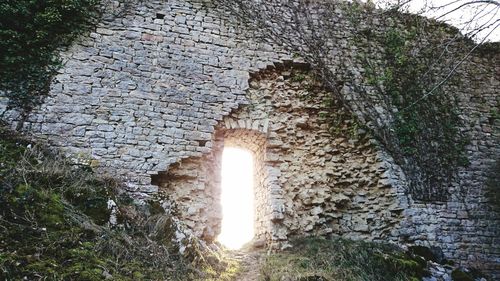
436,0,499,20
401,21,499,111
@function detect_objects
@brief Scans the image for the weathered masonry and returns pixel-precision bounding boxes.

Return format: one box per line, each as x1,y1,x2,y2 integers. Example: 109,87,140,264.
0,0,498,277
151,112,273,244
151,67,404,247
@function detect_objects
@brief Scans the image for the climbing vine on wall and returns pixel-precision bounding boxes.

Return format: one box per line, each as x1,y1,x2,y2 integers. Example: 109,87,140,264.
0,0,100,118
290,69,363,140
212,0,471,201
360,22,469,201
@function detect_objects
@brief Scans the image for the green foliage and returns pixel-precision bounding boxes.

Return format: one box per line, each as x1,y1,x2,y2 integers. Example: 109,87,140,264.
0,125,239,280
261,237,427,281
451,269,474,281
288,70,364,140
343,1,365,25
290,72,307,82
362,23,468,201
0,0,99,113
490,108,500,124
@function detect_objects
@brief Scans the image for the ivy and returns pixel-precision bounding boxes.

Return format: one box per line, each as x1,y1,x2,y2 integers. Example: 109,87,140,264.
211,0,473,201
0,0,100,116
364,24,469,201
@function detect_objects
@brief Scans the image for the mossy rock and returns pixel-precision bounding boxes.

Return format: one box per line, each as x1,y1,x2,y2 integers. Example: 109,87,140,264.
409,245,445,264
7,184,65,228
410,254,427,268
78,197,111,225
451,269,474,281
377,252,425,273
468,268,486,279
64,184,112,225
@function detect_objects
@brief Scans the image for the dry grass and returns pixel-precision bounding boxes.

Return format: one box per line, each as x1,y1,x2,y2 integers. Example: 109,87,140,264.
260,237,425,281
0,124,239,280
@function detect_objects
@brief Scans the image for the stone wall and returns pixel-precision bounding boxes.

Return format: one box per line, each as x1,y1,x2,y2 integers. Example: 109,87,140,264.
243,69,407,245
152,125,271,243
152,67,406,248
0,0,498,277
0,0,292,196
393,52,500,274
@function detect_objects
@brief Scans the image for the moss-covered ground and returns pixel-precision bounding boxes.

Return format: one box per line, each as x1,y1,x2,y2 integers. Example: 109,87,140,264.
1,123,437,281
260,237,428,281
0,124,238,280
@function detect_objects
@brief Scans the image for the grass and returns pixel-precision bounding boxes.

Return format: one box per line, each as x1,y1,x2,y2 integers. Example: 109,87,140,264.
260,237,426,281
0,124,239,280
0,123,436,281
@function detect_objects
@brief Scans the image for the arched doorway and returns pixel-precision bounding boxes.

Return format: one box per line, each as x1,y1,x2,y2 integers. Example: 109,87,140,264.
152,117,286,248
217,146,255,249
216,126,270,248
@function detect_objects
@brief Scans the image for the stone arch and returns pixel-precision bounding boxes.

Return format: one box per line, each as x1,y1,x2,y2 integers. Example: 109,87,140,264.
152,64,402,250
151,114,286,246
215,116,285,245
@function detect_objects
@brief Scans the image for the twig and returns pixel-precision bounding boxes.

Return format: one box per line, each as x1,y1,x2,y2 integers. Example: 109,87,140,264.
401,22,498,111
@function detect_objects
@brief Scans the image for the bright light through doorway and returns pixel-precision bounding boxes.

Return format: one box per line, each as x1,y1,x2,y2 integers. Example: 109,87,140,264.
217,147,255,249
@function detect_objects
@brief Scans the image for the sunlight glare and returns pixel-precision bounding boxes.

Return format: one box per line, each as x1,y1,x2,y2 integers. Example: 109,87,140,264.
217,147,255,249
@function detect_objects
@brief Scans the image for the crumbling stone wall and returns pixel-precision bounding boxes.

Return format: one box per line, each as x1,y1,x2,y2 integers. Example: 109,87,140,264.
151,149,223,242
0,0,498,276
393,52,500,274
152,125,272,243
151,67,407,248
244,69,408,245
0,0,293,196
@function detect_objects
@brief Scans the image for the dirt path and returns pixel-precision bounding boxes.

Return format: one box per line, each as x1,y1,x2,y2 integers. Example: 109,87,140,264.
230,249,265,281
